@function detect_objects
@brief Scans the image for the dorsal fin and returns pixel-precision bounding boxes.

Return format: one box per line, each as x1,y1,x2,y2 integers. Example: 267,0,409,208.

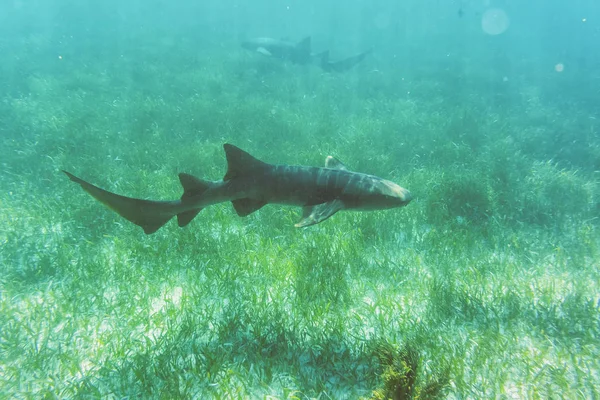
177,173,215,227
178,173,213,198
296,36,311,53
325,156,348,171
223,144,268,181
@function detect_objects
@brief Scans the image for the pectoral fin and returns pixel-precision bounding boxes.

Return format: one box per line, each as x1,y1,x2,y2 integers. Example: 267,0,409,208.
232,198,266,217
256,47,272,56
295,199,345,228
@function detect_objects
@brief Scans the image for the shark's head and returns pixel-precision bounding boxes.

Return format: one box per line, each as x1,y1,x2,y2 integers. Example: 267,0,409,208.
374,178,413,209
341,174,412,211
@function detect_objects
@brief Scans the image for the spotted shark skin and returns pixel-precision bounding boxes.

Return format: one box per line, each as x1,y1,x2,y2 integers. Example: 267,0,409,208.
63,144,411,234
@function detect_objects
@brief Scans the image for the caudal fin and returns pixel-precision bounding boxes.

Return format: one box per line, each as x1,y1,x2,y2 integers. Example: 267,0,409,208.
64,171,195,234
321,48,373,72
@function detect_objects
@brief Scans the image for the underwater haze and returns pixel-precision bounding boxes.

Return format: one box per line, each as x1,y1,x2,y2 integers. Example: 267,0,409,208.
1,0,599,398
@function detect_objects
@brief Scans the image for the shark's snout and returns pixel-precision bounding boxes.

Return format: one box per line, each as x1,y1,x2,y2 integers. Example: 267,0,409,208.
399,187,412,203
382,180,412,206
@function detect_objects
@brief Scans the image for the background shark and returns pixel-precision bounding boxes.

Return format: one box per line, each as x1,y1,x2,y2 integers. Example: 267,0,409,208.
64,144,412,234
242,37,313,65
241,36,372,72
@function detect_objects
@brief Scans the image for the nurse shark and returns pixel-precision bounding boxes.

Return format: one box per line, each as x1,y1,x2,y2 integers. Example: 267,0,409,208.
64,144,411,234
241,36,372,72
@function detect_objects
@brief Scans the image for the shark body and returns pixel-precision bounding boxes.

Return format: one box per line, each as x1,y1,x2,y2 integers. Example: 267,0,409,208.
242,37,313,65
64,144,411,234
241,36,372,72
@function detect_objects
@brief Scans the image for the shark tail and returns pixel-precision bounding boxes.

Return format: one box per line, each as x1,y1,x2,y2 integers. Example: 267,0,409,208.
321,48,373,72
63,171,213,234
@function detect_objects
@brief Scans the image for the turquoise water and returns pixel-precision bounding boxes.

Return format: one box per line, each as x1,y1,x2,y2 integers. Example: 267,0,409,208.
1,1,599,398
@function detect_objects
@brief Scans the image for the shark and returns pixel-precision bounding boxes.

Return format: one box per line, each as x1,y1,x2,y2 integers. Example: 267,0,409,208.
241,36,372,72
242,37,313,65
63,144,412,234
